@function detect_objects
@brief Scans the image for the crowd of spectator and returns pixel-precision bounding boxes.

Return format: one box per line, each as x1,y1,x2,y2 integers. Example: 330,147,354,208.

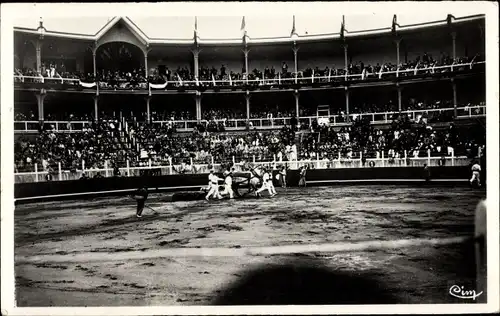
300,114,485,163
14,105,485,175
14,51,483,90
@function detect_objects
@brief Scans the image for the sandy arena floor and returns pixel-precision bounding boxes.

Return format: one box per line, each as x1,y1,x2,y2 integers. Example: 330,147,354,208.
14,185,486,306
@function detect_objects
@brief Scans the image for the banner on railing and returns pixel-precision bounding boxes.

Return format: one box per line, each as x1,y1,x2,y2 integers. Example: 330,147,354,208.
149,82,168,89
79,81,96,88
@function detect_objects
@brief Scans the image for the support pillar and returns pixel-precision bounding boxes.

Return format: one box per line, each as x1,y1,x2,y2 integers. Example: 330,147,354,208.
294,90,300,117
451,32,457,61
144,54,149,78
397,85,402,112
35,40,42,74
245,91,251,120
343,44,348,76
35,90,46,123
145,96,151,123
93,96,99,121
292,44,299,78
345,87,350,122
395,39,401,66
92,47,97,78
192,48,200,80
452,79,457,118
195,91,202,121
243,48,249,81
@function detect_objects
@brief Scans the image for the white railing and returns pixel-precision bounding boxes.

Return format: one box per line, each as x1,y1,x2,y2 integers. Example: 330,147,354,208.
14,105,486,133
14,150,476,184
13,61,484,89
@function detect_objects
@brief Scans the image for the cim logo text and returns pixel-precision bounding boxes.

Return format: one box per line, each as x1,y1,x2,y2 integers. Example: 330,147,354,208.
449,285,483,300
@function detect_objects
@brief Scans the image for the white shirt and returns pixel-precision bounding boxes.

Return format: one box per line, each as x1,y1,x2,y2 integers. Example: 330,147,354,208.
225,176,232,186
472,164,481,172
262,173,270,182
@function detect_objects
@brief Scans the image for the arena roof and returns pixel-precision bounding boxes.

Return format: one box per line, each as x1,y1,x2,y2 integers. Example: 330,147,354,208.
13,13,485,45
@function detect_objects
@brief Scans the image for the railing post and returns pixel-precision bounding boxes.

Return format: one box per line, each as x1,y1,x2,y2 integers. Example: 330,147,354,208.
104,160,108,177
190,157,194,167
316,153,320,169
34,163,39,182
451,151,455,166
82,159,85,172
404,150,408,166
232,156,236,165
25,121,28,131
169,157,173,175
359,151,363,167
127,160,131,176
338,152,341,161
253,155,256,163
211,156,214,166
58,162,62,181
148,159,152,169
427,149,431,166
381,151,385,167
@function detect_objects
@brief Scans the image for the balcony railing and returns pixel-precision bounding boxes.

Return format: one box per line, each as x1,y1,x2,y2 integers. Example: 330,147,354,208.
13,105,486,133
14,150,478,184
13,61,485,90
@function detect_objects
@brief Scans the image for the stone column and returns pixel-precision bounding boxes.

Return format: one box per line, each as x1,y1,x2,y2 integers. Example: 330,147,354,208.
245,92,251,120
92,46,97,78
345,87,350,122
452,79,457,118
292,45,299,75
35,40,43,74
243,48,249,81
397,85,402,112
343,44,348,75
146,96,151,123
36,90,46,123
195,91,202,121
192,48,200,79
395,39,401,66
294,90,300,117
451,31,457,61
93,96,99,121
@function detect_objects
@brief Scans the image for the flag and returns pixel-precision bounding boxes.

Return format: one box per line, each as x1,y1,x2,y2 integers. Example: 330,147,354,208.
291,15,296,36
212,74,216,86
240,16,246,31
340,15,345,42
177,74,183,85
392,14,399,37
470,54,478,69
194,16,198,38
79,80,96,88
447,14,455,27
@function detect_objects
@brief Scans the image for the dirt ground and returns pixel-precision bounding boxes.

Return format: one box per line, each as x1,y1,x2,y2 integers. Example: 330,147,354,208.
14,185,485,306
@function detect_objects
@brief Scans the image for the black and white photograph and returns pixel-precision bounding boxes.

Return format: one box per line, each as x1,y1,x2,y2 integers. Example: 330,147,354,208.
1,2,499,315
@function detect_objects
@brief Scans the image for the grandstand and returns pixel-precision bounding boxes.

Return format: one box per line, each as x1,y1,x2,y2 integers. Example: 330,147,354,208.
11,12,489,307
13,14,486,182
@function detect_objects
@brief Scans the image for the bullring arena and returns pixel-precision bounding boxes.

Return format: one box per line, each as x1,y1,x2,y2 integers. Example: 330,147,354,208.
9,10,491,307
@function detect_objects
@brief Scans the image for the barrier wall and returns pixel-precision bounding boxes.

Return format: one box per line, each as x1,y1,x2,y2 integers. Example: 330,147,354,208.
14,166,474,203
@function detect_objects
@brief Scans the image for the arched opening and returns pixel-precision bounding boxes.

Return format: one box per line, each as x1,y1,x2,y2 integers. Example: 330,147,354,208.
95,42,144,74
